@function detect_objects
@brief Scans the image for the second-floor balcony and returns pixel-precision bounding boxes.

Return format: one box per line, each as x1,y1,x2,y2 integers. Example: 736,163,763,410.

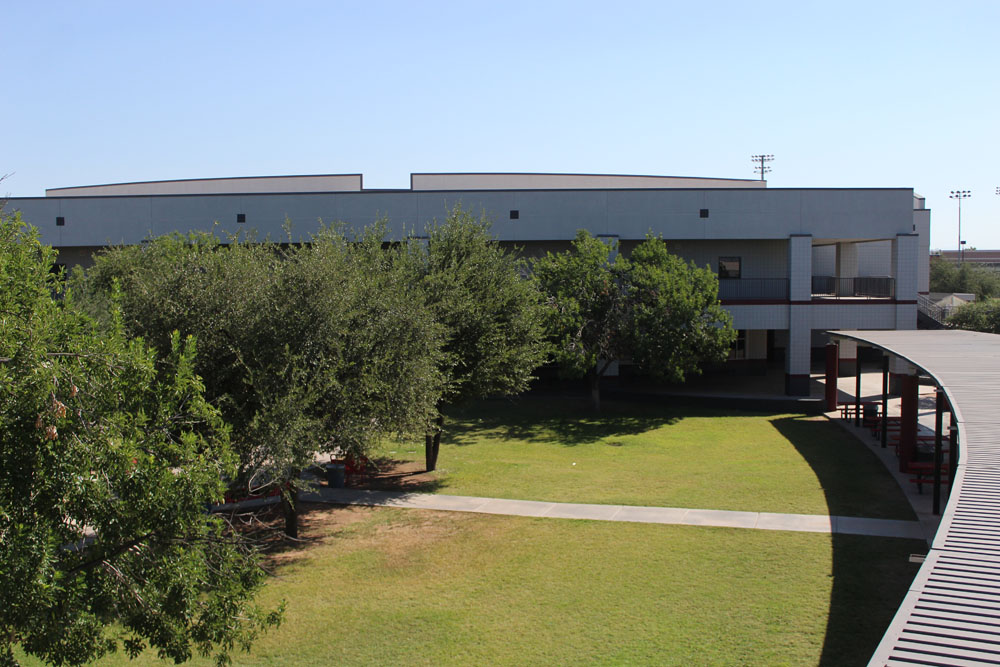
811,276,895,300
717,276,896,302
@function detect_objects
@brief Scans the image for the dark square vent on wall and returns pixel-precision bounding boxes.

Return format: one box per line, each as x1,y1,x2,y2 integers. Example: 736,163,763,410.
509,210,519,220
700,209,709,218
56,216,65,226
237,213,246,223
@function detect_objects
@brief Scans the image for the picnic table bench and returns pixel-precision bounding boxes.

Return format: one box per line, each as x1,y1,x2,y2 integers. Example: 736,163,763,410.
906,461,951,494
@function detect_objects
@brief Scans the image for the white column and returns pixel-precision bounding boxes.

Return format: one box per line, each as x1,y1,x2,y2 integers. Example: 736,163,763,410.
786,308,811,395
785,235,813,395
893,233,919,330
788,235,813,302
835,242,859,279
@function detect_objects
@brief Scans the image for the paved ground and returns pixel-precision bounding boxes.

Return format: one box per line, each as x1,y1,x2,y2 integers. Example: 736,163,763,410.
297,487,925,539
216,364,936,544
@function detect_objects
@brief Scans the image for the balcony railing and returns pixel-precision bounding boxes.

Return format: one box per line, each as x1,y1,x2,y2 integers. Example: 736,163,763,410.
811,276,895,300
717,278,789,301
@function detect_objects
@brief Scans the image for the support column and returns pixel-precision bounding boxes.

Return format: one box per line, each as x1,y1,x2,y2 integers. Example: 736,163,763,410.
835,242,859,279
898,374,919,473
785,235,812,396
825,342,839,411
854,354,862,427
893,233,919,330
785,308,810,396
838,339,858,377
889,357,913,396
880,355,889,449
835,242,859,298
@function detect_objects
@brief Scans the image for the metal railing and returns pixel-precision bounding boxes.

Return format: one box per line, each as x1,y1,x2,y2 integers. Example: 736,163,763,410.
917,293,957,325
811,276,894,300
717,278,789,300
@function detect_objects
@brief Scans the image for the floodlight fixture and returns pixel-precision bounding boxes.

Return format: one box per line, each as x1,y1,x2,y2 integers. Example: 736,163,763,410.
950,190,972,262
751,154,774,181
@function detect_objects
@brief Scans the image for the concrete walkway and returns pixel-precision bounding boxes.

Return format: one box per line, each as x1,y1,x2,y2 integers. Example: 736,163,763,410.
299,487,925,540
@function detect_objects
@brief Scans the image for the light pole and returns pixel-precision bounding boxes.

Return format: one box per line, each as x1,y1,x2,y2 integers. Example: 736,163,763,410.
950,190,971,262
751,154,773,181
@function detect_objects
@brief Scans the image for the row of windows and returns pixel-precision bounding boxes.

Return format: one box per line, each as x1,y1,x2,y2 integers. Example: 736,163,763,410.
509,208,712,220
55,214,249,227
51,213,744,280
58,211,719,227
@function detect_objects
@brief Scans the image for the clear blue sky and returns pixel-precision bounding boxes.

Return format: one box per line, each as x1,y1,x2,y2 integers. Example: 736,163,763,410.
3,1,997,250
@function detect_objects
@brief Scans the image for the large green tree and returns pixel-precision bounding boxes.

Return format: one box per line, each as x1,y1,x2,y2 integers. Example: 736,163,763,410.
532,230,735,411
930,259,1000,300
0,213,278,666
946,298,1000,333
76,226,442,536
411,207,548,471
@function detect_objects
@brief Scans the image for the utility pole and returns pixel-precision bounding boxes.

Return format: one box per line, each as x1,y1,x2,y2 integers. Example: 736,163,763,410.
751,154,773,182
950,190,971,263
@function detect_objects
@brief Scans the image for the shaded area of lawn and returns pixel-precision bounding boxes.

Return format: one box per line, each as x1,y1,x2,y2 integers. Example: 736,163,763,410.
45,506,921,666
377,397,915,520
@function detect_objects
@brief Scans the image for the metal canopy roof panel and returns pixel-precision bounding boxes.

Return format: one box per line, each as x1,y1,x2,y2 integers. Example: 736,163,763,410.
826,330,1000,666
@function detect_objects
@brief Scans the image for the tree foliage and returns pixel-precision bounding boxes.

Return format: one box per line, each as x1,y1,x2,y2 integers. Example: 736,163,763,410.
408,207,548,470
929,259,1000,300
532,230,735,410
0,213,278,666
75,226,442,535
946,298,1000,334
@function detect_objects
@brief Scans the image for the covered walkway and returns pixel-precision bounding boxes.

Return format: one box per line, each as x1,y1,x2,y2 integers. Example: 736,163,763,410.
828,330,1000,667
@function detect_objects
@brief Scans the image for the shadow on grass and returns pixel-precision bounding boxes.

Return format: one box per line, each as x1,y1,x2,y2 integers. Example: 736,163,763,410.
442,398,713,447
770,416,922,665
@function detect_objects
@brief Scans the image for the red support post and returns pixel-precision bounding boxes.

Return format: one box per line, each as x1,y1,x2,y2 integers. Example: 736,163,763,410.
899,374,919,472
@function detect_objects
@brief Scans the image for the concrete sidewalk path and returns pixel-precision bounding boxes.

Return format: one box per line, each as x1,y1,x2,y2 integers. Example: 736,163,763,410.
301,487,924,540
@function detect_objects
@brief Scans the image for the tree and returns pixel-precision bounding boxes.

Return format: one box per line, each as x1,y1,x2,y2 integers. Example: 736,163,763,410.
532,230,735,411
929,259,1000,300
75,225,443,537
946,298,1000,333
0,213,279,666
411,207,548,471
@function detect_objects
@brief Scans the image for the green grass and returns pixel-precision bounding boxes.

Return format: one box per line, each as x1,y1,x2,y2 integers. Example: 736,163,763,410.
31,506,922,667
381,398,915,520
17,400,922,666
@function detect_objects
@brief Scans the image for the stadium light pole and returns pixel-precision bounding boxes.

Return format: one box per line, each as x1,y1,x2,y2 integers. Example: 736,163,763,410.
950,190,971,263
751,154,773,182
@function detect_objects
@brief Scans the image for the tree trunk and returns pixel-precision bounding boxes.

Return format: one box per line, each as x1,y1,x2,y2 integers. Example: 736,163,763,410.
425,412,444,472
589,368,601,413
281,487,298,539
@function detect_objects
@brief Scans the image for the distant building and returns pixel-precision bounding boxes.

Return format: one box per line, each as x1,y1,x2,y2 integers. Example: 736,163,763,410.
5,172,931,396
933,249,1000,268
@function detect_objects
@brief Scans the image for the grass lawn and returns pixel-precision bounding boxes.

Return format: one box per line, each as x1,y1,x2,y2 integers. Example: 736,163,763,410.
16,399,923,666
377,397,915,520
32,505,923,667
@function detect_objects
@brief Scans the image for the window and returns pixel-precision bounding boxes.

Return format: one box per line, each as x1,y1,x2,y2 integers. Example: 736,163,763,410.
718,256,741,279
700,208,709,218
56,216,65,227
236,213,246,223
509,210,519,220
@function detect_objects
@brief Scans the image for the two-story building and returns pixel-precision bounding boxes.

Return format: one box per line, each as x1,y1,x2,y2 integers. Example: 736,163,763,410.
4,172,930,395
